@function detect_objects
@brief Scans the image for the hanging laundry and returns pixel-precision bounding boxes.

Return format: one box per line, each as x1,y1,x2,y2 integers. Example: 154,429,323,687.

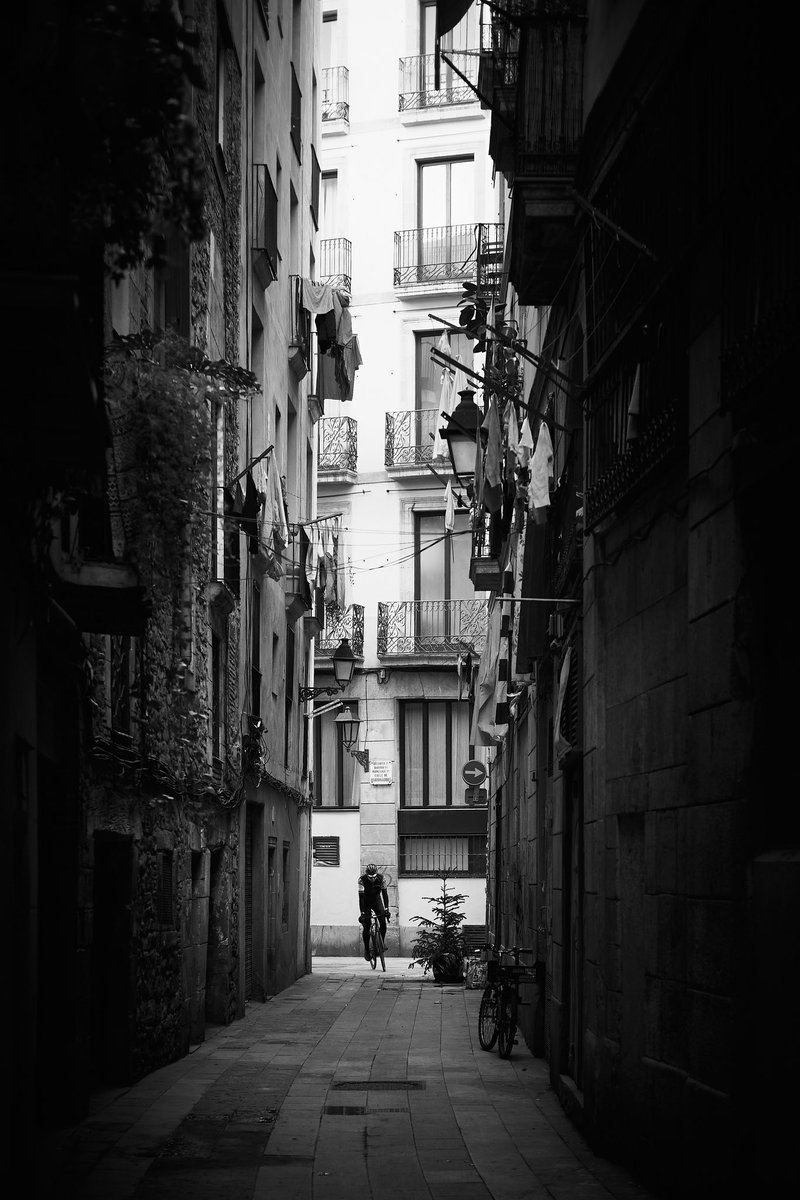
300,277,334,315
506,403,520,465
528,419,554,524
516,416,534,469
482,396,504,514
433,340,454,460
553,646,573,760
335,290,352,344
444,480,455,531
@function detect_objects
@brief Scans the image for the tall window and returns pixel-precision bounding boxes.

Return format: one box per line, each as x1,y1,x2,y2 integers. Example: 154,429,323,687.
321,171,338,236
313,701,360,806
321,10,338,68
415,329,470,412
400,699,470,807
415,510,473,604
418,157,474,230
251,583,262,720
419,1,477,55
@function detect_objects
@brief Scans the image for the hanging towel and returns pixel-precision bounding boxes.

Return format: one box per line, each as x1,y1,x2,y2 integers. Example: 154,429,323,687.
444,480,455,531
433,364,454,460
300,278,334,315
482,397,504,514
529,420,554,523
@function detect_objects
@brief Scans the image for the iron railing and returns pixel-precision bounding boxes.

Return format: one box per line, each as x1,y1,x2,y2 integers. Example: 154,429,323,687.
321,66,349,122
393,223,478,288
385,408,444,468
399,835,487,876
317,603,365,657
398,50,479,111
476,222,505,302
319,237,352,293
377,600,487,657
319,416,357,473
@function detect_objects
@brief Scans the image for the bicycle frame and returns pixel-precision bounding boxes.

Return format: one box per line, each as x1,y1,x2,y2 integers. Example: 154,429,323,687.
477,945,535,1058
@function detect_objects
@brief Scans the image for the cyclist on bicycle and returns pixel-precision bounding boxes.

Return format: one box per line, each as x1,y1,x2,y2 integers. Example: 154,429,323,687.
358,864,390,961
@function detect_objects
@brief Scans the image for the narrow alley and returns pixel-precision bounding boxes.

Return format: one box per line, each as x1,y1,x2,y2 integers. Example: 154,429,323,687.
38,960,657,1200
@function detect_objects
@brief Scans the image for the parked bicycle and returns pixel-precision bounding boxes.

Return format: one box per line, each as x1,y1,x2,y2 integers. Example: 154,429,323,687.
368,911,386,972
478,945,535,1058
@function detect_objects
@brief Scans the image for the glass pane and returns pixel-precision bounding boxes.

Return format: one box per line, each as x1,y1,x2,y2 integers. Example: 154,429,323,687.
428,702,447,804
450,511,473,601
319,709,338,805
321,12,338,68
418,513,446,606
419,161,447,228
451,701,469,786
404,703,424,806
450,158,474,227
321,172,338,234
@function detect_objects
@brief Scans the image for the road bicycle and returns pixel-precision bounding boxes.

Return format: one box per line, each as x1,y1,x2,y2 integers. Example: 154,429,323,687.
478,945,535,1058
368,912,386,972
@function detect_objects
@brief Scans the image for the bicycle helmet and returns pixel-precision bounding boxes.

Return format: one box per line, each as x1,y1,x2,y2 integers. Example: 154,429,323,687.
365,863,378,877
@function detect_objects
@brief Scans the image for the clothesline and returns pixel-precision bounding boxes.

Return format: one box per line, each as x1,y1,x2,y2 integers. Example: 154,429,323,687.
227,444,273,488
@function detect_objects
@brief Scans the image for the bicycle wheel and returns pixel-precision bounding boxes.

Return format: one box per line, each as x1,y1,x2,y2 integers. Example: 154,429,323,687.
369,925,378,969
478,984,499,1051
497,991,517,1059
376,929,386,971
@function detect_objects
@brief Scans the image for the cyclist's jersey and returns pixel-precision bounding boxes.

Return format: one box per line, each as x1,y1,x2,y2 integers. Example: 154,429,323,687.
358,873,388,911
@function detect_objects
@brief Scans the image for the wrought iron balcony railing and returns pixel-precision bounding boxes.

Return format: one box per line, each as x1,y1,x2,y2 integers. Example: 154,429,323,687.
322,66,350,122
398,50,479,111
385,408,443,469
377,600,487,657
319,237,352,294
394,223,478,289
476,222,505,302
319,415,357,473
317,603,365,657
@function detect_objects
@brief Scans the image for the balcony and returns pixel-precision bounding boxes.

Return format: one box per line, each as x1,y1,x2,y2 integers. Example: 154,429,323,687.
319,237,352,294
319,416,357,481
377,600,487,659
394,224,479,291
475,222,505,303
385,408,444,472
253,163,278,287
321,66,349,125
398,50,479,112
482,1,587,305
316,603,365,658
469,510,503,592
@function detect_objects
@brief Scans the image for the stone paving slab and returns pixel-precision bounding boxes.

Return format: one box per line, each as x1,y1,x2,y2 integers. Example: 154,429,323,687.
36,958,660,1200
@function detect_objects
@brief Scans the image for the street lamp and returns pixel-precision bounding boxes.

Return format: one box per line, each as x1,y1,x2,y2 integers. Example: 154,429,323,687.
299,636,356,701
439,389,484,483
335,705,370,770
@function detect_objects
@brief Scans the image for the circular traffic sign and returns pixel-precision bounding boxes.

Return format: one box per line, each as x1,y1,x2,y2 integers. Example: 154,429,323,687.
462,759,487,786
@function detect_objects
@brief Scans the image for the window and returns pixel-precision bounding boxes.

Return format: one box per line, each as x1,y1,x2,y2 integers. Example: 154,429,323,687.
251,584,262,719
314,701,360,806
415,510,473,604
321,10,338,69
284,623,295,768
156,850,174,926
207,231,225,360
418,156,473,229
290,62,302,160
415,329,470,412
313,836,340,866
321,171,338,236
400,699,470,807
109,634,133,735
281,842,290,929
399,834,486,876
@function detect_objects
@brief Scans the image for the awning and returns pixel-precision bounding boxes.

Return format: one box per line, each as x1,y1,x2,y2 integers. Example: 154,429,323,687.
436,0,474,38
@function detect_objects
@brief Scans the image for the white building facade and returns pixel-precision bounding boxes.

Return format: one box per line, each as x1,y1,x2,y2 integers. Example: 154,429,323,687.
308,0,502,956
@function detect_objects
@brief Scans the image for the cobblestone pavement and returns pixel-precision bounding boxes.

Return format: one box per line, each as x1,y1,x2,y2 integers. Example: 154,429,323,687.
37,958,659,1200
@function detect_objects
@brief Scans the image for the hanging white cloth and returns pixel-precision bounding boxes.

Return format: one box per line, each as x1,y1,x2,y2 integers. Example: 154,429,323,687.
528,420,554,523
444,480,455,531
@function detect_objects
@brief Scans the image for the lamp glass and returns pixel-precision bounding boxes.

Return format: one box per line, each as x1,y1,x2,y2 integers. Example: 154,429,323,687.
335,705,360,750
439,389,482,480
332,637,356,690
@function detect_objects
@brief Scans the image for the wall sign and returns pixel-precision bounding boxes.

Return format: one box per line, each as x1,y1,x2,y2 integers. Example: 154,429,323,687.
369,760,393,785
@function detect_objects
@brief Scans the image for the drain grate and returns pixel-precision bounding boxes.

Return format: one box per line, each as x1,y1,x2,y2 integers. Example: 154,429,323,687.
331,1080,426,1091
324,1105,367,1115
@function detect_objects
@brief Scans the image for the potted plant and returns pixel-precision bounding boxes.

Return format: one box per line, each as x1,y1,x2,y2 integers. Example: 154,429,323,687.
408,873,468,984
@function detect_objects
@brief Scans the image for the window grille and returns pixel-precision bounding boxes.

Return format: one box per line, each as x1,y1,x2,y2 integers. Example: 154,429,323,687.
399,834,486,876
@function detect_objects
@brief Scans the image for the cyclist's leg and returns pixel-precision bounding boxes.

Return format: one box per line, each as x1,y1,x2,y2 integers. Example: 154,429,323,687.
361,908,371,958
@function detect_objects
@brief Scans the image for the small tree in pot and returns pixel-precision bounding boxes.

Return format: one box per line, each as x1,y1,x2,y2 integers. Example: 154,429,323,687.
409,873,468,983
